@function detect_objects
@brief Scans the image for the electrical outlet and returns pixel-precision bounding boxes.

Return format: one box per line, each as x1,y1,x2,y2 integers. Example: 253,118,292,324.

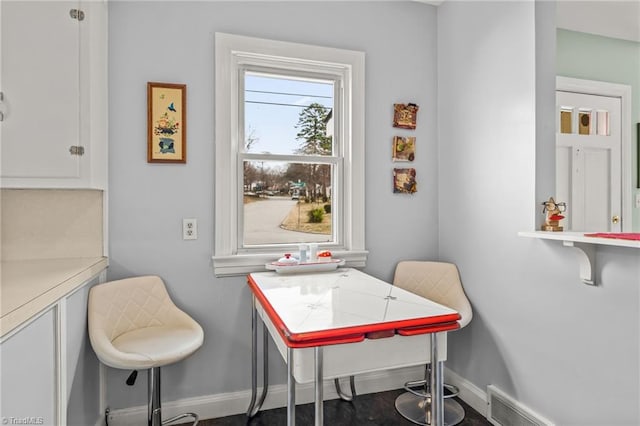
183,218,197,240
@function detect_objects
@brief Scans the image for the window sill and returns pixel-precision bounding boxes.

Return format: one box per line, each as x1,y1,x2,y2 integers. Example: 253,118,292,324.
212,249,368,277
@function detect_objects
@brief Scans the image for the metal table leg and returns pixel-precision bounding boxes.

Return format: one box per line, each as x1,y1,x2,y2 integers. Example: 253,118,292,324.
334,376,357,402
315,347,323,425
430,333,444,426
287,347,296,426
247,297,269,418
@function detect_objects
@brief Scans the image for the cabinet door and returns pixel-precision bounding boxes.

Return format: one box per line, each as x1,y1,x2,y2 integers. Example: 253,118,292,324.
66,282,101,425
0,309,57,424
1,1,81,180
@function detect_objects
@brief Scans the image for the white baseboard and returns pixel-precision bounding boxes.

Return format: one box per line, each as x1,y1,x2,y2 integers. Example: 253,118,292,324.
444,367,488,417
106,366,488,425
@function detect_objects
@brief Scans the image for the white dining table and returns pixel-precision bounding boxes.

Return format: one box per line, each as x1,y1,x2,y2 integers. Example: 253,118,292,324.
246,267,460,426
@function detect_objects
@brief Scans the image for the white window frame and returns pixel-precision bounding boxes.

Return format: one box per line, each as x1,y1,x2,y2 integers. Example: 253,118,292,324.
213,33,367,277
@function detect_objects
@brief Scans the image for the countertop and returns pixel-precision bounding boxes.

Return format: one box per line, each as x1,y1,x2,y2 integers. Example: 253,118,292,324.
518,231,640,248
1,257,108,338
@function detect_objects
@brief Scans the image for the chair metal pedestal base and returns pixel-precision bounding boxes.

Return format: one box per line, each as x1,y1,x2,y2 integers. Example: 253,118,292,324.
149,367,199,426
395,391,465,426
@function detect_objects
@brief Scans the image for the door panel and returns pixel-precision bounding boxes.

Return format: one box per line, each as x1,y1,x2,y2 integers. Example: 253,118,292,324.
583,148,610,230
556,91,621,231
0,309,56,424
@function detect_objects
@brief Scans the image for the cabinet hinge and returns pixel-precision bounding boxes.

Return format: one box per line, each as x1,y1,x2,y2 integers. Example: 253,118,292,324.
69,9,85,21
69,146,85,156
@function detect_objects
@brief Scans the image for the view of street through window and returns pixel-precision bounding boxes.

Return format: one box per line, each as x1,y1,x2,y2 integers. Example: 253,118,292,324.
242,72,335,246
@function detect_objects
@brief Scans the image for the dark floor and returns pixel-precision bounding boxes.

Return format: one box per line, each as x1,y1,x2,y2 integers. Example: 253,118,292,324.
190,388,491,425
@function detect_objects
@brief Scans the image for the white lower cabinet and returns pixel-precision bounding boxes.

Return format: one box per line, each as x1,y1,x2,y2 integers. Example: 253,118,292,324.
0,309,57,425
0,276,102,426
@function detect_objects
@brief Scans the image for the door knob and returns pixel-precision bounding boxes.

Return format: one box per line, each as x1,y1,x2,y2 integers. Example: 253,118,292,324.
612,215,620,224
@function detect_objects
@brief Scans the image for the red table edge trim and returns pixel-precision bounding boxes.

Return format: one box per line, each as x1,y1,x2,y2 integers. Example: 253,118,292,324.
287,334,365,348
248,275,366,348
247,275,461,347
288,314,460,342
584,232,640,241
397,321,460,336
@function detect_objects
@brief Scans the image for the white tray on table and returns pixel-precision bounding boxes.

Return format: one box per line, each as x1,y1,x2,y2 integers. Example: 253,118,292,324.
265,259,345,274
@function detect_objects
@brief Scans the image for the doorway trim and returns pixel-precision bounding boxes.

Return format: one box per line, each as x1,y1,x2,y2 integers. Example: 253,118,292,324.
556,76,632,232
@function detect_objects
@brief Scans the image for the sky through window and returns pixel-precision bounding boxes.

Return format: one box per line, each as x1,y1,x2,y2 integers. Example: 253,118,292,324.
244,73,334,156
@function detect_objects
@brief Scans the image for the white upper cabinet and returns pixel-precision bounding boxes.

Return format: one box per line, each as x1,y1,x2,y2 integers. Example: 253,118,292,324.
0,1,107,189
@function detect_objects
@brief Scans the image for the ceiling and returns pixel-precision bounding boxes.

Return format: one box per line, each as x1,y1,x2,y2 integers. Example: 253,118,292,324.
553,1,639,42
412,0,638,42
414,0,639,43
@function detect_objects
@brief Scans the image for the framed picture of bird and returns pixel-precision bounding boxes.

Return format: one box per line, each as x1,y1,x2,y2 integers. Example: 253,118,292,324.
147,82,186,163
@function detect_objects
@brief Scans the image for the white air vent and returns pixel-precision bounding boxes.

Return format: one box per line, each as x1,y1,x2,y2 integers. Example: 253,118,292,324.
487,385,555,426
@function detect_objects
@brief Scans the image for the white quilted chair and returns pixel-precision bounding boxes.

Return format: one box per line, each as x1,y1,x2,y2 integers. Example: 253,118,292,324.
88,276,204,426
393,261,473,426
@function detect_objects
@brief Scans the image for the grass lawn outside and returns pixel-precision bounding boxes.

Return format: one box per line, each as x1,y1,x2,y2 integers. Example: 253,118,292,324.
280,201,331,234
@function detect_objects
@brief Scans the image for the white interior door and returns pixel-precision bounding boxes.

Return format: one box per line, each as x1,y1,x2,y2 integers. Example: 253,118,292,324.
556,90,621,232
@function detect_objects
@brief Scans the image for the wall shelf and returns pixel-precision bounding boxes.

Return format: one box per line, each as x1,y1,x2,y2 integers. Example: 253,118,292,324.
518,231,640,286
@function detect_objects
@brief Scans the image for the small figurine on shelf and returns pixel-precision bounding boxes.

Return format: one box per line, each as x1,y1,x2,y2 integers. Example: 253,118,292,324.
541,197,567,232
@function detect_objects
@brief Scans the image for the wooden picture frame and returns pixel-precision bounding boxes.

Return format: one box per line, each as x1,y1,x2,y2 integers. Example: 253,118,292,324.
392,136,416,162
393,103,419,129
393,168,417,194
147,82,186,163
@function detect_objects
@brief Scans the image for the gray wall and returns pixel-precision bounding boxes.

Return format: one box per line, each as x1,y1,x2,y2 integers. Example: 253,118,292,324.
108,1,640,424
438,2,639,425
108,0,438,409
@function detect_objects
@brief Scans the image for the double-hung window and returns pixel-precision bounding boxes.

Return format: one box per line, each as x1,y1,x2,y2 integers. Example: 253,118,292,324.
213,33,366,276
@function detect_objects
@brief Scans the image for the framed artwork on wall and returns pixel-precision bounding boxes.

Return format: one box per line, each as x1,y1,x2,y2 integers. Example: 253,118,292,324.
392,136,416,162
147,82,186,163
393,168,417,194
393,103,419,129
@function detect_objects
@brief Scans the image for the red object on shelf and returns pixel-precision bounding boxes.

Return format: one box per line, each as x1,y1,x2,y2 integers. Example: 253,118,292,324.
584,233,640,241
